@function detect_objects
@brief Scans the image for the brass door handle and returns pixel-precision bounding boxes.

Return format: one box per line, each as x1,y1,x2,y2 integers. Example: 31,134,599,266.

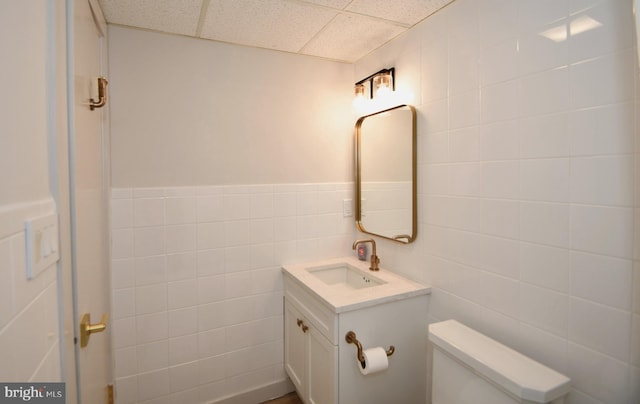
80,313,108,348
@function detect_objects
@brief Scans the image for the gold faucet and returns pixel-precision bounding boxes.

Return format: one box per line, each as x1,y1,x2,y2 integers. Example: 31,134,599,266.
352,239,380,271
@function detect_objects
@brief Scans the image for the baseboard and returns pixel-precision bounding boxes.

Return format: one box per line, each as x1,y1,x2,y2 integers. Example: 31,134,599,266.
208,378,295,404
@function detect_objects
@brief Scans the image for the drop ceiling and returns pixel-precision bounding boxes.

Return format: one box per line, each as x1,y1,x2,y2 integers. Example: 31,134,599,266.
98,0,455,63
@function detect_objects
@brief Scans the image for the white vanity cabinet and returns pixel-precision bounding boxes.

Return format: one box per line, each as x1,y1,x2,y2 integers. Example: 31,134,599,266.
283,258,431,404
284,293,338,404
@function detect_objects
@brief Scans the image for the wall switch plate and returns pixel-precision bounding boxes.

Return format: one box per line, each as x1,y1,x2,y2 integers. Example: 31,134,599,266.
25,212,59,279
343,199,353,217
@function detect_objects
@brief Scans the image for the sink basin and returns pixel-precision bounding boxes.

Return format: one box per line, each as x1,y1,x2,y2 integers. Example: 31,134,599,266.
307,264,385,290
283,257,431,312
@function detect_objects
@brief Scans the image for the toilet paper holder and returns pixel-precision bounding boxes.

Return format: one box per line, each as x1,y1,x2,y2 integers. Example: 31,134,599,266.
345,331,395,366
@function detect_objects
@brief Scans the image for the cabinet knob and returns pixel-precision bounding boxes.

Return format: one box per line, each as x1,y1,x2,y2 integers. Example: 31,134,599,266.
296,318,309,333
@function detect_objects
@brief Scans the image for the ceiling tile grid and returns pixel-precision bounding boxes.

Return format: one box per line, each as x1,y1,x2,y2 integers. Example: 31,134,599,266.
303,0,352,9
200,0,338,53
301,12,405,61
99,0,203,37
98,0,455,62
346,0,455,26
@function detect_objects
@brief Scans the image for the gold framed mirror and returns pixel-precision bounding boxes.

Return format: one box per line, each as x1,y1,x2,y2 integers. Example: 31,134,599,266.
355,104,417,244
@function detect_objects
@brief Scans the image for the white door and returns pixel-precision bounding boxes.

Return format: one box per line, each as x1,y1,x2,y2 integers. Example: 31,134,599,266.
69,0,112,402
284,301,307,397
308,328,337,404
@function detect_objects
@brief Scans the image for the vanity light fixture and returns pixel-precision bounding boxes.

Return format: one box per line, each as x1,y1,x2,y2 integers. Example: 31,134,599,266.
354,67,395,100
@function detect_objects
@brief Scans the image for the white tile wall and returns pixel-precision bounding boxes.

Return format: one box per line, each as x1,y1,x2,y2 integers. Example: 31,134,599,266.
357,0,640,402
111,183,354,403
0,198,61,383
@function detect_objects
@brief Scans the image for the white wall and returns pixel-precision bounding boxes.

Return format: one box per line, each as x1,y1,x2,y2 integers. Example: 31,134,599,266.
0,0,66,385
108,26,354,188
108,27,356,403
356,0,639,402
0,1,51,205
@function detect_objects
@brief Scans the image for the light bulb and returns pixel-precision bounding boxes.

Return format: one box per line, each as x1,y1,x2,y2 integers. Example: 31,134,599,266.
373,73,393,99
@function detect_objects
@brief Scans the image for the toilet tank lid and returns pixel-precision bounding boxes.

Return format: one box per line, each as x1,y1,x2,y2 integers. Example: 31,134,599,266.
428,320,570,403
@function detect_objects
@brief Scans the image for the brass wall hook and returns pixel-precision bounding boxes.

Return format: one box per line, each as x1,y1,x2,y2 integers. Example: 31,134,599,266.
89,76,108,110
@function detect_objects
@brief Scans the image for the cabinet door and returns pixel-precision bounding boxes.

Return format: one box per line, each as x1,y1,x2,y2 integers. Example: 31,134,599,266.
284,301,307,397
308,326,337,404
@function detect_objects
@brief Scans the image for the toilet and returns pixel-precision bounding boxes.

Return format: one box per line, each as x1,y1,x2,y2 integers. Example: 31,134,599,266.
428,320,571,404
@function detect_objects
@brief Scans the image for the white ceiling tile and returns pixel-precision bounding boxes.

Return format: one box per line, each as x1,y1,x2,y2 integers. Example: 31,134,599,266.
98,0,202,36
97,0,456,62
301,13,405,62
200,0,338,53
347,0,455,26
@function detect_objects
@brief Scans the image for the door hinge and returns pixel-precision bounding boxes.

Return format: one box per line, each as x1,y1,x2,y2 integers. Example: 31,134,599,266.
107,384,114,404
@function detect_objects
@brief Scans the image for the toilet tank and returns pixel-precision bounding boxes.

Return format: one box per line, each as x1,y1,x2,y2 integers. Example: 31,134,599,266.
428,320,570,404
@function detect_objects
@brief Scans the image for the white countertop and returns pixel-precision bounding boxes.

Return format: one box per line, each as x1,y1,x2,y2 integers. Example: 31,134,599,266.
282,256,431,313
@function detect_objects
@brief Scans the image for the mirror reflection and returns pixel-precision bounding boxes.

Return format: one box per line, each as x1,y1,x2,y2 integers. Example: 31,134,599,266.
355,105,416,243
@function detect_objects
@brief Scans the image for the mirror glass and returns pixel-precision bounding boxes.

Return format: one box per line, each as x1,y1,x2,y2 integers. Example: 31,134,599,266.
355,104,416,243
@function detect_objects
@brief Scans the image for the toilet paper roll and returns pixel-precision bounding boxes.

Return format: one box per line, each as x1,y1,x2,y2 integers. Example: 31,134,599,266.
358,347,389,375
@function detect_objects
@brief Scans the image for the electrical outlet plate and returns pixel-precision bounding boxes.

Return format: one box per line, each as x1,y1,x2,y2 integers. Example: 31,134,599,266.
343,199,353,217
25,213,59,279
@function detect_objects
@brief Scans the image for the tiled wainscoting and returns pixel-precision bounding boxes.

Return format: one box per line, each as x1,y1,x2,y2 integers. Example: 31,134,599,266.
110,183,355,403
0,198,61,382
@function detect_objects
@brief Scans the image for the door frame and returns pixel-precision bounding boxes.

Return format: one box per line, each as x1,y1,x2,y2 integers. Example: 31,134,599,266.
62,0,112,402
